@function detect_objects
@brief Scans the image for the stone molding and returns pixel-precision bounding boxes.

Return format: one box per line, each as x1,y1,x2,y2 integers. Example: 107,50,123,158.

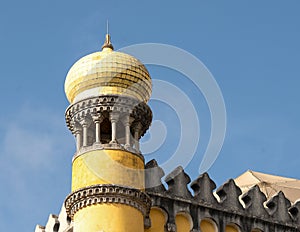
65,95,152,138
72,143,144,163
64,184,151,219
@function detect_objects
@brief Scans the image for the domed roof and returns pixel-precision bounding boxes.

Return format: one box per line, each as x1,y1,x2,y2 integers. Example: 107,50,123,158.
65,34,152,104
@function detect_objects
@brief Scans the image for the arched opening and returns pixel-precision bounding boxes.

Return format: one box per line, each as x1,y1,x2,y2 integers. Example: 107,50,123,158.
100,117,111,143
145,207,167,232
251,229,263,232
225,223,240,232
53,222,59,232
200,218,217,232
175,212,192,232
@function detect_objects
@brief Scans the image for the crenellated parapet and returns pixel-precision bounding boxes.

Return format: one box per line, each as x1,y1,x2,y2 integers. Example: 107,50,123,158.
145,159,300,231
35,205,73,232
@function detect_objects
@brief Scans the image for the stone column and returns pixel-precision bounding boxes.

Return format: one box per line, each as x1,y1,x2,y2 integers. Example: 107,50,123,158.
109,112,119,144
123,115,134,149
133,122,142,152
75,128,82,151
80,118,91,147
92,114,103,144
71,120,82,151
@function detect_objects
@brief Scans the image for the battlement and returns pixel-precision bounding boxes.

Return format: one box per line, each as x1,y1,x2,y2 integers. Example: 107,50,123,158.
145,159,300,231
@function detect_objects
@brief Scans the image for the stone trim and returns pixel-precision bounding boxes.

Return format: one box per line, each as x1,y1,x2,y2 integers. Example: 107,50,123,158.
72,144,144,163
65,185,151,219
65,95,152,138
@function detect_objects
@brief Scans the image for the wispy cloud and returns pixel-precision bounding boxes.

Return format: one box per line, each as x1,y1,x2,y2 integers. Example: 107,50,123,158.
1,104,73,168
0,103,73,230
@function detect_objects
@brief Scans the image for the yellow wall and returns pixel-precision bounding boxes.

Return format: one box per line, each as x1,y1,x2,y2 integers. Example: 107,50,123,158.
200,219,216,232
74,204,144,232
175,214,192,232
145,208,166,232
72,149,144,191
72,150,146,231
225,224,239,232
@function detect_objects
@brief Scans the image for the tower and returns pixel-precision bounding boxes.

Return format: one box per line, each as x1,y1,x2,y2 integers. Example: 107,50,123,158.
64,34,152,232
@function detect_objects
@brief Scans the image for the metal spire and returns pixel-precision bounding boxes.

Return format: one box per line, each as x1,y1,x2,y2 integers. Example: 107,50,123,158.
102,20,114,50
107,20,109,34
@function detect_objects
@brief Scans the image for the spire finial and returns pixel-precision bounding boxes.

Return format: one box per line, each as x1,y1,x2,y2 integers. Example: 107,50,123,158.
107,20,109,34
102,20,114,50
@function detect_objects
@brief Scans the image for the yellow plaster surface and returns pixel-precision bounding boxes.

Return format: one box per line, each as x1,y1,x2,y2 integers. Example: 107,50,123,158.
145,208,166,232
175,214,191,232
225,225,239,232
72,149,145,191
74,204,144,232
200,219,216,232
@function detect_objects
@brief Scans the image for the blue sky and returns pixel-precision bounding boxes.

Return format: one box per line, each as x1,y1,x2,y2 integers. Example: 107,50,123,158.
1,0,300,231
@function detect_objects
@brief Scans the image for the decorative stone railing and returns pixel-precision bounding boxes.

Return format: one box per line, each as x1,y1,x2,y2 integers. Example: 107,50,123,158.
65,95,152,154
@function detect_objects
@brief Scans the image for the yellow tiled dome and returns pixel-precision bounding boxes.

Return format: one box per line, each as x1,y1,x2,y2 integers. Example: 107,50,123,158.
65,34,152,104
